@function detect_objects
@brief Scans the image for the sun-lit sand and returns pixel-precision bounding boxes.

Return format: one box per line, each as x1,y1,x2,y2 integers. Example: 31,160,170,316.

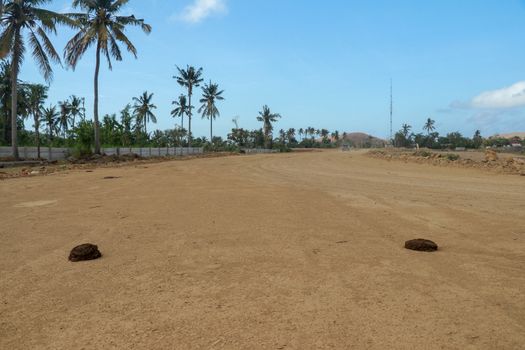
1,151,524,349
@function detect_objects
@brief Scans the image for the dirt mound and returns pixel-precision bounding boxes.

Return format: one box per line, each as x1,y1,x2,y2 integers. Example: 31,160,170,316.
368,149,525,175
485,149,498,162
68,244,102,262
405,239,438,252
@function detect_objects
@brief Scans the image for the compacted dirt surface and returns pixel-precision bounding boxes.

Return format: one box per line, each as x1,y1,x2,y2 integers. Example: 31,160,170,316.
1,150,524,350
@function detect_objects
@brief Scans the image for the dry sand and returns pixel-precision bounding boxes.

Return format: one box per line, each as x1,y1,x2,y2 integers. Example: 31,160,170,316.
1,150,524,349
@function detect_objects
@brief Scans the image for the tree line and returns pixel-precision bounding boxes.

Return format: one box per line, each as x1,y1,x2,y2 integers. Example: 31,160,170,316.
393,118,525,150
0,0,347,159
0,0,153,160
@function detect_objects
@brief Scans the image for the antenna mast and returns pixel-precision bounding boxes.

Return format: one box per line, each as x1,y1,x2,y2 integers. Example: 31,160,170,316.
390,79,393,144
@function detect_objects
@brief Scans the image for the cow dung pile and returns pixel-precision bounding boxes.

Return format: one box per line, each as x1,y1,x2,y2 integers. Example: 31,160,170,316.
69,243,102,262
405,239,438,252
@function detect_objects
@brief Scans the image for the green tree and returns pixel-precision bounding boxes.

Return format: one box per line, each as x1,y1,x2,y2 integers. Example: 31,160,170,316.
0,59,12,144
41,104,59,145
256,105,281,148
58,100,71,138
132,91,157,135
473,130,483,149
171,94,188,130
307,127,315,140
423,118,435,135
0,0,70,159
198,81,224,141
119,104,133,146
287,128,296,144
67,95,85,129
65,0,151,154
174,65,203,146
27,84,48,158
320,128,330,142
402,124,412,138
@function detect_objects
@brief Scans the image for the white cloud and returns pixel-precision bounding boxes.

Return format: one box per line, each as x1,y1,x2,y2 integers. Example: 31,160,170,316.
470,81,525,109
445,82,525,130
175,0,227,23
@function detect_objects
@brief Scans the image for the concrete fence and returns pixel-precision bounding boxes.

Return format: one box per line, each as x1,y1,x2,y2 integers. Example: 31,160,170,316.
101,147,204,158
241,148,279,154
0,147,70,161
0,147,204,161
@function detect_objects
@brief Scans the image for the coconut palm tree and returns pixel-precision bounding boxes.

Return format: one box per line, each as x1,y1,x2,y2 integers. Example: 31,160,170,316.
64,0,151,154
41,104,59,144
278,129,286,143
68,95,84,129
198,81,224,141
287,128,296,144
27,84,48,158
0,59,12,144
320,128,329,141
307,127,315,140
0,0,71,159
174,65,203,146
256,105,281,148
402,123,412,138
58,100,71,138
171,94,188,130
423,118,435,135
132,91,156,135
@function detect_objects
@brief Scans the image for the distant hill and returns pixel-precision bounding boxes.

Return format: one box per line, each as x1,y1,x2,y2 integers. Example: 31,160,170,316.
493,132,525,139
342,132,387,148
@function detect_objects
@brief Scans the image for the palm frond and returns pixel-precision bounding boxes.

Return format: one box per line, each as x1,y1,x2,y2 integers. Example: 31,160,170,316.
28,28,52,81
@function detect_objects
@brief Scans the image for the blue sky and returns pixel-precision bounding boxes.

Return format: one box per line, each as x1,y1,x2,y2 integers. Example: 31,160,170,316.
21,0,525,138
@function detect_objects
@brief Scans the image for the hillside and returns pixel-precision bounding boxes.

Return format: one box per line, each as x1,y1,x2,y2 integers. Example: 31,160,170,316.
494,132,525,139
342,132,387,148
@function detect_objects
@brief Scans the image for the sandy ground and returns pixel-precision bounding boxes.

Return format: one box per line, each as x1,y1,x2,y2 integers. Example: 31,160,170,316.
1,150,524,350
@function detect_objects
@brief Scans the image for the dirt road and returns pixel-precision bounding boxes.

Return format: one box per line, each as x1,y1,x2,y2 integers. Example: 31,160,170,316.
1,151,524,349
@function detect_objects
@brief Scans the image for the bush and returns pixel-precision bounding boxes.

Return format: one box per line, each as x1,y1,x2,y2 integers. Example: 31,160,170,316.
415,150,432,158
445,153,460,161
71,144,93,159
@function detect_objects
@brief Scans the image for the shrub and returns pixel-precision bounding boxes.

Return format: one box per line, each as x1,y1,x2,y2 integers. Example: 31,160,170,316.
415,150,432,158
71,144,93,159
445,153,460,161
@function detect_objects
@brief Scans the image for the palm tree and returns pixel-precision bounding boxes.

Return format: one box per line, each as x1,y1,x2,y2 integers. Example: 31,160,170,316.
174,65,203,146
256,105,281,148
402,123,412,138
287,128,296,144
132,91,157,135
320,129,329,141
27,84,48,158
171,94,188,130
332,130,340,142
278,129,286,143
68,95,84,130
423,118,435,135
198,81,224,141
58,100,71,138
0,1,71,159
64,0,151,154
0,59,12,144
41,104,59,145
119,103,133,146
307,127,315,140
